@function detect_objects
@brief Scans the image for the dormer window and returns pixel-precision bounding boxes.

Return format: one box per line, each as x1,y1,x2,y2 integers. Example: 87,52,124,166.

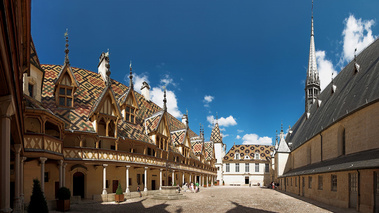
235,152,240,160
125,106,136,123
28,84,34,97
255,152,260,160
58,86,73,107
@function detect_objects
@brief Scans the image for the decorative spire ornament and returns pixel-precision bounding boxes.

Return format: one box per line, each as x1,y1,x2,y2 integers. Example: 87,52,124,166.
305,0,321,113
64,28,70,65
163,86,167,111
129,60,134,89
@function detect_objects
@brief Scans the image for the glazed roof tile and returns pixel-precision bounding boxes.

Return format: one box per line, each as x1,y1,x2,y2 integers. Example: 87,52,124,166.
223,144,274,161
40,64,197,144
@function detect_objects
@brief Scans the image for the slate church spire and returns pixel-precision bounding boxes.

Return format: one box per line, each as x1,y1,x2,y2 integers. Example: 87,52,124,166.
305,0,320,113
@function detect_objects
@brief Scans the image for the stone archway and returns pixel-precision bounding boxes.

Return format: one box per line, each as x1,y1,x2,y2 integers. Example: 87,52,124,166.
73,172,85,198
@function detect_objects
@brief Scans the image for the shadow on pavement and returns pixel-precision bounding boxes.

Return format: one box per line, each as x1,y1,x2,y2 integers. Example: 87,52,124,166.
226,201,275,213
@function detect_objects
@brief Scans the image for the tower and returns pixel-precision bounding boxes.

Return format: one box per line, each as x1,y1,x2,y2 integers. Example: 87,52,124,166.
305,0,320,113
211,116,225,184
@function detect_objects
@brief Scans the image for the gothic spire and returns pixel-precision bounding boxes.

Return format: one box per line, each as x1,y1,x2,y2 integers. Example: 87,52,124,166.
64,29,70,65
163,86,167,111
305,0,321,113
129,60,134,89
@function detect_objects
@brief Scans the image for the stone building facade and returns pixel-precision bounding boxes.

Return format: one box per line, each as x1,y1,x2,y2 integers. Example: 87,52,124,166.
272,5,379,213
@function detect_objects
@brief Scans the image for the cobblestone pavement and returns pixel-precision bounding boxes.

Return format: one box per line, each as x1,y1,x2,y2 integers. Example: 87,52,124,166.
52,186,358,213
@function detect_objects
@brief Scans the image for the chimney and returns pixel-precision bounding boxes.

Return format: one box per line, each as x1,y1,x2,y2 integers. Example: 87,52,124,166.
141,81,150,101
98,52,110,83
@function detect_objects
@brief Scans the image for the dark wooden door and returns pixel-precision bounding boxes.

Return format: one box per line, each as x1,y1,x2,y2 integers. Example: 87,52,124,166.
151,180,156,190
112,180,119,193
349,173,358,209
302,177,305,196
73,172,84,198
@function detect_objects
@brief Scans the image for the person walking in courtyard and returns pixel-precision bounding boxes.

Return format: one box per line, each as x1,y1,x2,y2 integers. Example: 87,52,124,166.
137,185,142,197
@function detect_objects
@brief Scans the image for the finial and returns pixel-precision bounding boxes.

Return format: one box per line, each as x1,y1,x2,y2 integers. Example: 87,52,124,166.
216,112,218,124
275,130,278,141
163,86,167,111
354,48,357,61
64,28,70,64
311,0,314,36
281,122,283,132
186,109,188,116
129,60,133,89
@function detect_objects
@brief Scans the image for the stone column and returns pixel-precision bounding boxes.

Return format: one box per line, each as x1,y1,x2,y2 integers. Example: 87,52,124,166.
13,144,21,212
189,173,192,183
62,163,67,187
125,166,130,193
20,157,26,205
172,170,175,186
207,175,209,186
144,167,148,191
58,160,63,188
102,164,108,194
159,169,163,190
0,96,14,213
211,176,214,186
182,172,185,185
40,157,47,193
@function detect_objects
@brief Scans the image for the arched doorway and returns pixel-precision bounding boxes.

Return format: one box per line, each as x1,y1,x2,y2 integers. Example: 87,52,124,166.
73,172,84,198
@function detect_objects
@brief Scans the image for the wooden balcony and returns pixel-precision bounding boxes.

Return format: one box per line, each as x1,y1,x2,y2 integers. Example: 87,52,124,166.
24,133,63,155
63,147,216,175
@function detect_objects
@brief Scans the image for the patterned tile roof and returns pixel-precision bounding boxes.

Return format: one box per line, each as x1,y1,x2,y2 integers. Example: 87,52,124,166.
223,145,274,161
191,140,204,155
171,129,187,146
210,123,222,143
40,64,198,145
204,141,214,160
145,111,163,135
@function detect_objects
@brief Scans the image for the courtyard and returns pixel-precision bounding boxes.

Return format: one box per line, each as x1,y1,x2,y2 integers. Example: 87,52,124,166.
51,186,357,213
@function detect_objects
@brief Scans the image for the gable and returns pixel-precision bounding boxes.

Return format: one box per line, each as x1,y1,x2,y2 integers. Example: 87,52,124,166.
99,95,116,116
55,64,78,88
157,115,169,137
90,87,121,118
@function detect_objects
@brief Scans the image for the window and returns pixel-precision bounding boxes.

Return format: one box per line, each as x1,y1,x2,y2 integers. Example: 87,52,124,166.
235,163,239,172
28,84,34,97
129,178,132,186
331,175,337,191
308,176,312,189
58,86,73,107
255,152,260,159
125,106,136,123
265,163,269,173
245,163,249,172
226,163,230,172
235,152,240,160
318,176,323,190
255,163,259,172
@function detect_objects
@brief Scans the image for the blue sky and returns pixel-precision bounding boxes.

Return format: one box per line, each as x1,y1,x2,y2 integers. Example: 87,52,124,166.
31,0,379,150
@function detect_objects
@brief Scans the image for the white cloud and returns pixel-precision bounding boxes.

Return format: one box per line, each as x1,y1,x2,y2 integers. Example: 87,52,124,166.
160,74,177,87
341,15,376,64
150,87,182,118
242,134,272,145
237,129,244,133
204,95,214,103
130,73,182,118
236,135,241,139
316,50,338,91
207,115,237,127
221,133,229,138
219,127,226,132
203,95,214,107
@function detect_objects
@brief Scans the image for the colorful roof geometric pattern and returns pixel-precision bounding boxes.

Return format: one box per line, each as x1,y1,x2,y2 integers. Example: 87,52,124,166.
171,129,187,146
145,111,163,135
204,141,214,161
40,64,198,144
210,123,222,143
191,140,204,155
223,145,274,161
